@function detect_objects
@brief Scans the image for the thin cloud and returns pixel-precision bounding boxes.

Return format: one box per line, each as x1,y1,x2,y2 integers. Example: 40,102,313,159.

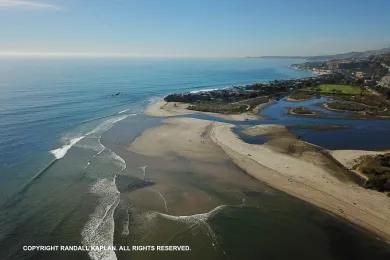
0,0,59,10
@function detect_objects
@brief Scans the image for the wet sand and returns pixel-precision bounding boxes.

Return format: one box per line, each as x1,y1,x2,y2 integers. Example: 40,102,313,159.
211,123,390,241
125,117,270,216
141,100,390,241
108,116,278,259
103,112,390,259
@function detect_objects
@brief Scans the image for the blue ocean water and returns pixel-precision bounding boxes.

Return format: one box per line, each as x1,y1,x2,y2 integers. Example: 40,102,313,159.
0,57,311,201
1,58,390,260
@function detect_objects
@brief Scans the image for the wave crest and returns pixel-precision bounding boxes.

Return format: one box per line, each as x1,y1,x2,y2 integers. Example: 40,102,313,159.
50,136,85,159
81,176,120,260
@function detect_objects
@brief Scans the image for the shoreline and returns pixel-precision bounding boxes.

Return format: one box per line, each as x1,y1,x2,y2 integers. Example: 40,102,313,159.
141,100,390,241
322,102,390,120
145,99,264,121
210,123,390,242
286,96,315,102
288,107,319,117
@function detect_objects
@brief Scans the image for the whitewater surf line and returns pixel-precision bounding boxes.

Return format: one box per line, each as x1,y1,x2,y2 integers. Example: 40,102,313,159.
118,109,130,114
149,205,227,250
80,112,136,125
1,114,129,210
106,147,126,171
81,176,120,260
50,136,85,159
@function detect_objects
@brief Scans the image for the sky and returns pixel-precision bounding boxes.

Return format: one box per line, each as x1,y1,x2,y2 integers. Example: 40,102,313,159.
0,0,389,57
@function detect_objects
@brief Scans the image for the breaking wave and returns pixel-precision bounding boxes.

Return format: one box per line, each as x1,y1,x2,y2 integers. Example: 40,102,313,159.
147,205,227,250
81,176,120,260
155,205,226,224
87,115,129,136
77,114,131,260
49,114,130,161
190,88,218,94
50,136,85,159
118,109,130,114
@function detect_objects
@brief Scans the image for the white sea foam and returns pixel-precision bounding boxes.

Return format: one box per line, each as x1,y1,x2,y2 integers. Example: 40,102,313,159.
118,108,130,114
76,135,104,153
95,137,106,155
50,136,85,159
190,88,218,94
88,115,129,136
50,114,131,160
81,176,120,260
107,148,126,171
156,205,226,224
148,205,226,248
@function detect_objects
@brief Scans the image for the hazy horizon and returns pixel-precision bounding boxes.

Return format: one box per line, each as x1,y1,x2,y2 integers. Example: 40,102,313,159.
1,0,390,57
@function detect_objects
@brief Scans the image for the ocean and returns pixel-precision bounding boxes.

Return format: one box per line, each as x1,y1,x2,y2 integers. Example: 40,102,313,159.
0,57,311,203
0,57,389,260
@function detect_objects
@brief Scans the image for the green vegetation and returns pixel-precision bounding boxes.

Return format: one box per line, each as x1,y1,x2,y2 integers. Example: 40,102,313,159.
288,91,316,101
188,101,249,114
340,94,389,107
317,84,366,95
365,109,390,117
233,96,269,110
325,101,367,112
289,107,316,115
324,94,390,117
187,96,268,114
359,154,390,192
325,101,390,117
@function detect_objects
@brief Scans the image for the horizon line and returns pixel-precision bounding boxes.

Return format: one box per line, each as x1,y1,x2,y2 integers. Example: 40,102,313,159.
1,46,389,59
0,51,255,59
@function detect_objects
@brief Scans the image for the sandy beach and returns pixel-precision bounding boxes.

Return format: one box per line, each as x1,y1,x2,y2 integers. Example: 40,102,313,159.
136,100,390,242
129,117,226,163
210,123,390,241
125,116,274,217
145,99,263,121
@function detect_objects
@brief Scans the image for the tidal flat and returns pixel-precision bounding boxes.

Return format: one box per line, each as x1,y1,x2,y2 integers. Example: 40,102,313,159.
98,105,390,259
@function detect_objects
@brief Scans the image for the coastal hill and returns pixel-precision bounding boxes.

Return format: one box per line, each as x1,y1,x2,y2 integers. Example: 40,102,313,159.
250,46,390,61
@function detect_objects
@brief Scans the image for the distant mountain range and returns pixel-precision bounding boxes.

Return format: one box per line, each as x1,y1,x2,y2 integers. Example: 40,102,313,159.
250,47,390,61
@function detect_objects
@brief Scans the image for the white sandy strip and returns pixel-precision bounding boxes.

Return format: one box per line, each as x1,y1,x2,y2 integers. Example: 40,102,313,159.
210,122,390,241
145,99,262,121
330,150,390,182
330,150,390,170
